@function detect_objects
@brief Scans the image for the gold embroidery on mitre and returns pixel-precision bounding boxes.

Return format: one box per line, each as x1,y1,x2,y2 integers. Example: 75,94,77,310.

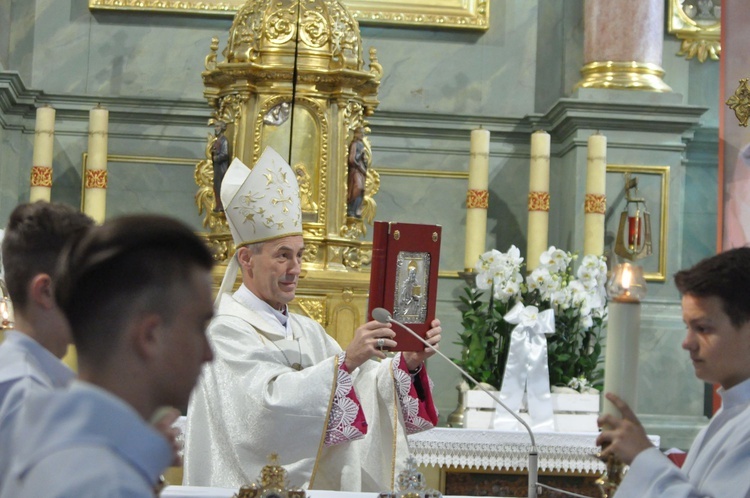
528,191,550,212
85,169,108,189
466,189,489,209
584,193,606,214
30,166,53,187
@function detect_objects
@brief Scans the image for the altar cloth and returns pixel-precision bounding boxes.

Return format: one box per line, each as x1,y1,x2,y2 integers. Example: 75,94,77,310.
406,428,660,474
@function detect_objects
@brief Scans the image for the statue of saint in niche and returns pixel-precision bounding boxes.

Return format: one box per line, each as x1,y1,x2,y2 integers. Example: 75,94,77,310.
347,127,369,218
211,120,230,212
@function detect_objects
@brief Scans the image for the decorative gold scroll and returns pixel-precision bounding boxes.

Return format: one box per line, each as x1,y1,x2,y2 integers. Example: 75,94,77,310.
88,0,489,30
726,78,750,127
668,0,720,63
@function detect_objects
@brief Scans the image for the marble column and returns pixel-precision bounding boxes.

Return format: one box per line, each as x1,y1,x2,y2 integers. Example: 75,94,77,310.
577,0,671,92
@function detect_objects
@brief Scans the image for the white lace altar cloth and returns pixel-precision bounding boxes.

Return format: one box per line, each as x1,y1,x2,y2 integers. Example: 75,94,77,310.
407,428,660,474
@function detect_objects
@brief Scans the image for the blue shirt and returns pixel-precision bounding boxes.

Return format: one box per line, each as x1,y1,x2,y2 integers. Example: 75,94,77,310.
0,330,74,406
1,381,173,498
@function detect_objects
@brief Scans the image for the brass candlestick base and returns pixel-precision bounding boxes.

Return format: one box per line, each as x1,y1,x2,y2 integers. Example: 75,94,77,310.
457,269,477,288
595,453,626,498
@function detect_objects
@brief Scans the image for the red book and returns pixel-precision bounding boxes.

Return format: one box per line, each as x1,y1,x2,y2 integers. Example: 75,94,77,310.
368,221,442,351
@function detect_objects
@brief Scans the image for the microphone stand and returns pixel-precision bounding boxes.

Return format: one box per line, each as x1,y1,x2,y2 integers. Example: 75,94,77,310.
373,308,539,498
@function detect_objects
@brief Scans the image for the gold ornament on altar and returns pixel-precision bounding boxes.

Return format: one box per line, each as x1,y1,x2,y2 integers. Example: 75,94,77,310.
378,456,441,498
234,454,306,498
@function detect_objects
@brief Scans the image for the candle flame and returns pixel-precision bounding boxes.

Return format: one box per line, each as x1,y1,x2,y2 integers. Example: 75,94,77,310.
621,265,632,290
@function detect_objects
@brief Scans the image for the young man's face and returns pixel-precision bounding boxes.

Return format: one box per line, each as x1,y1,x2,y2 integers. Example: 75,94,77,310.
243,235,304,310
681,294,750,390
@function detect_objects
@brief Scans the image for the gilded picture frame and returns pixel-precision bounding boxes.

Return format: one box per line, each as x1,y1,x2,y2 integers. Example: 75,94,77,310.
668,0,720,62
81,153,202,229
605,165,670,282
88,0,489,30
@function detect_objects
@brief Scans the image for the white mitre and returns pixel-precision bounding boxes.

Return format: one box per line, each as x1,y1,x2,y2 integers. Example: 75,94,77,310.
215,146,302,305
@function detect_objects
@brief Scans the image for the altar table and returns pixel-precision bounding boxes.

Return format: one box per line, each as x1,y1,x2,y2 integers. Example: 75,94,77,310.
406,428,660,496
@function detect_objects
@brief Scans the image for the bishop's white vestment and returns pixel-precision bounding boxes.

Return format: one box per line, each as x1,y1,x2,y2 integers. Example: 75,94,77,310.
183,290,437,491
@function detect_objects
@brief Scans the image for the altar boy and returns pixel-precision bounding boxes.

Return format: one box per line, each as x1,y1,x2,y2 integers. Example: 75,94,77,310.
597,246,750,498
0,215,214,497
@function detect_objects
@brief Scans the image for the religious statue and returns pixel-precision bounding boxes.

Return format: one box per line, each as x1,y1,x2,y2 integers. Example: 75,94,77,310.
399,260,422,319
295,163,318,212
211,120,230,212
347,127,369,218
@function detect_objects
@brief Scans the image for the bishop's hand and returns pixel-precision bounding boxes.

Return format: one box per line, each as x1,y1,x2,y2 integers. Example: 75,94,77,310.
344,320,396,371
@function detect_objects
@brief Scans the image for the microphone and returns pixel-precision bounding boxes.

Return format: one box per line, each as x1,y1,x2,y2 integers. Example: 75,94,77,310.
373,307,539,498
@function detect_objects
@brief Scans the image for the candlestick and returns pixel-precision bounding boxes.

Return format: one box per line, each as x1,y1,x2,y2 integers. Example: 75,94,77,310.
601,262,645,419
584,132,607,256
29,105,56,202
464,127,490,271
83,105,109,224
526,130,550,272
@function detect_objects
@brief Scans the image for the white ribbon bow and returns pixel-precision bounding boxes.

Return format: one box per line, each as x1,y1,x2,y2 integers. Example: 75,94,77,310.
493,302,556,431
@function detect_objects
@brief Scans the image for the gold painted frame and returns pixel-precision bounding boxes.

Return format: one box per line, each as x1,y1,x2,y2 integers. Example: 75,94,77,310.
81,153,201,226
668,0,720,62
605,165,670,282
88,0,489,30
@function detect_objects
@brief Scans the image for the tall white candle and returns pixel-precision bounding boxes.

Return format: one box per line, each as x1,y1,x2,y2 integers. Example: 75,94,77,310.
464,128,490,271
83,105,109,224
584,132,607,256
602,300,641,418
526,130,550,272
602,263,643,420
29,105,56,202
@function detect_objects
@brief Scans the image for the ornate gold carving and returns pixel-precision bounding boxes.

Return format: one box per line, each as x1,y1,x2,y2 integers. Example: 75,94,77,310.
30,166,53,187
527,191,550,212
576,62,672,93
668,0,720,63
85,169,108,189
466,189,488,209
584,193,607,215
302,242,319,263
297,298,326,324
235,454,306,498
205,37,219,70
726,78,750,127
88,0,490,31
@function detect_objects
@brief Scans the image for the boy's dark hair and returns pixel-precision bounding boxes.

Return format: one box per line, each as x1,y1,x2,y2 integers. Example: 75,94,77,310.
1,202,93,309
55,215,214,364
674,246,750,328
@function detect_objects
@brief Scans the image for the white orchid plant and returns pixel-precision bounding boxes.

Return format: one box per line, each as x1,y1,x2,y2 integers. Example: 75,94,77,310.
454,245,608,392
